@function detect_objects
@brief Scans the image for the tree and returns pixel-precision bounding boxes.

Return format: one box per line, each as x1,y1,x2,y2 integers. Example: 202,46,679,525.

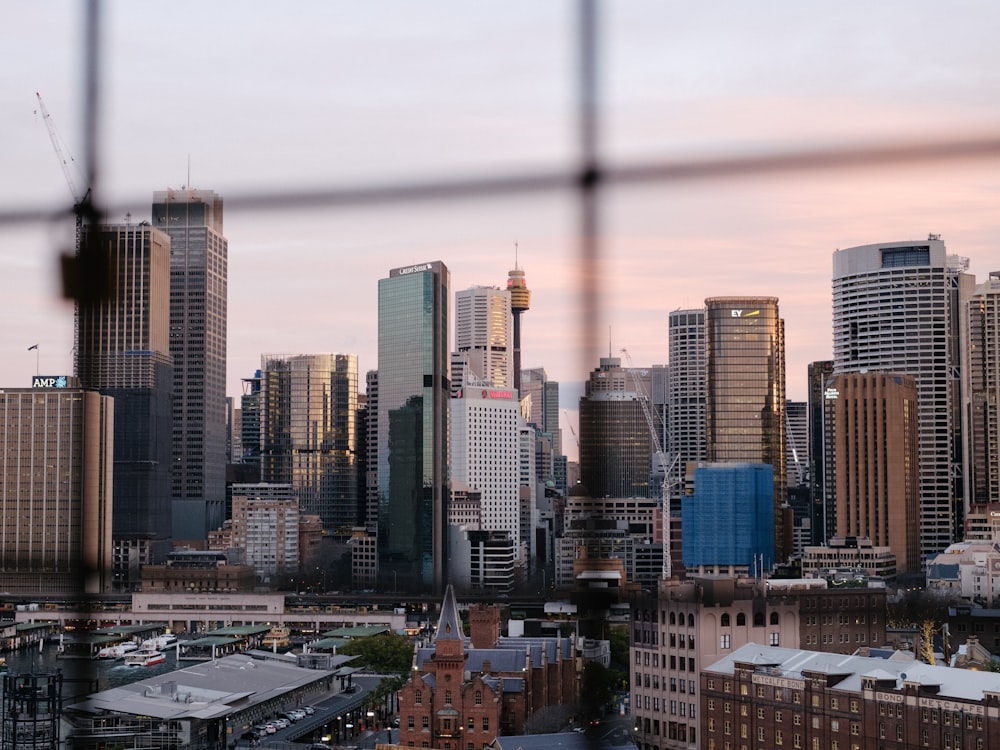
337,633,414,675
579,661,613,722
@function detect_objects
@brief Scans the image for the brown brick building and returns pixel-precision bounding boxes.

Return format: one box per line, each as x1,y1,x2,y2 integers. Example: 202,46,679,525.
140,548,256,592
630,577,887,750
702,642,1000,750
397,587,579,749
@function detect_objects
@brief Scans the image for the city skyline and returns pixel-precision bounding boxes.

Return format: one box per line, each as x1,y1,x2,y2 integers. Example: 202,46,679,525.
3,3,1000,455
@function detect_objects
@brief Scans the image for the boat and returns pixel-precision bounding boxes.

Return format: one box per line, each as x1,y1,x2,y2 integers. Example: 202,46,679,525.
97,642,139,659
262,626,291,650
141,634,178,651
124,649,166,667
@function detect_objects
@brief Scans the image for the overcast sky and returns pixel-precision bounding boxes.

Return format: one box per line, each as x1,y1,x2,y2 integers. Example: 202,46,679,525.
3,1,1000,461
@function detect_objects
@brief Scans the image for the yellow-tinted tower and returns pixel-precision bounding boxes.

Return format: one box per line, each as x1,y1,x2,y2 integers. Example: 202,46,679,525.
506,266,530,392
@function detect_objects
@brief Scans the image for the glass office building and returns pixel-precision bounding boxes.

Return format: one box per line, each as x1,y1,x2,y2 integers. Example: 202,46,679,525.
259,354,359,531
705,296,787,561
377,261,450,593
76,224,173,577
151,187,228,541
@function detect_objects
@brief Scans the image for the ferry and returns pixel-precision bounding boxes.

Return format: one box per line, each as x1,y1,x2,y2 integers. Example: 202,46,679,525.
97,642,139,659
141,634,178,651
261,626,291,650
124,649,166,667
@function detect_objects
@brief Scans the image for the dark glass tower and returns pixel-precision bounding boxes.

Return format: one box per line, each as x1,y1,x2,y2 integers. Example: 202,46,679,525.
76,223,173,588
377,261,450,593
705,296,787,561
151,188,228,542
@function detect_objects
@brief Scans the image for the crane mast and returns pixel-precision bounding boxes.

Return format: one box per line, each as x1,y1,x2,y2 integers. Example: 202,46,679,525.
621,348,678,579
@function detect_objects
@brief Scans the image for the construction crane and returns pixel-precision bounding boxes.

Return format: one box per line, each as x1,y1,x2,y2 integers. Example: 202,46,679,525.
621,348,679,580
36,92,103,366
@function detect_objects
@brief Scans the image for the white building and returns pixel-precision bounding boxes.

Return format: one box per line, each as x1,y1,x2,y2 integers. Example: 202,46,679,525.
454,285,513,390
451,382,525,567
832,239,975,558
229,483,300,579
927,541,1000,604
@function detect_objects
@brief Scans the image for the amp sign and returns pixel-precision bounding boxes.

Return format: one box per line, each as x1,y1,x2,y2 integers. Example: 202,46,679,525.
32,375,68,389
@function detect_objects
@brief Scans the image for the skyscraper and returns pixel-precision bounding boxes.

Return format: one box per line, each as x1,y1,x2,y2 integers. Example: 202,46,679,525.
829,372,921,574
76,222,173,581
377,261,450,593
832,239,974,558
454,285,513,390
667,308,707,516
151,187,228,541
967,271,1000,507
259,353,359,531
578,356,652,499
0,386,114,594
705,297,787,561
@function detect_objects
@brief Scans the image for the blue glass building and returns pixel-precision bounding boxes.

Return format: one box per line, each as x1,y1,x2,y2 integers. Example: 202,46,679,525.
682,462,775,570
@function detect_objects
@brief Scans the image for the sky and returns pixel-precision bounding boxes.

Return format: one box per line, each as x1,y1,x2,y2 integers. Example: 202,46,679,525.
3,1,1000,463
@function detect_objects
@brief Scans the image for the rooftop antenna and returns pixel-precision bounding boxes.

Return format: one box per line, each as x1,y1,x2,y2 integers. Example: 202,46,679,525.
186,155,191,190
608,325,612,358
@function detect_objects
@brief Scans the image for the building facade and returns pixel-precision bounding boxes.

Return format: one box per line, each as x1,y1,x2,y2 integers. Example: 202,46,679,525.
829,372,921,574
682,463,775,573
454,285,514,390
377,261,451,593
579,356,653,499
151,188,228,542
705,297,787,562
259,353,359,531
667,309,708,518
701,642,1000,750
967,271,1000,507
0,387,113,594
228,483,300,579
832,239,975,559
76,223,174,580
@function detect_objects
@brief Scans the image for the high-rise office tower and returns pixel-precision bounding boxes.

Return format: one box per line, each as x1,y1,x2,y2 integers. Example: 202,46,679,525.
705,297,787,561
365,369,379,533
239,370,262,467
967,271,1000,507
828,372,921,574
578,356,652,499
667,309,707,516
807,360,834,545
833,239,974,558
151,187,228,541
377,261,451,593
259,353,359,531
451,385,523,571
506,265,530,393
454,286,513,390
76,223,173,581
0,385,114,594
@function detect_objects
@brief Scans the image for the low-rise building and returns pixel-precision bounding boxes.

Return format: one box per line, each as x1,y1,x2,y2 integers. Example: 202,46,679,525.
140,548,256,593
701,642,1000,750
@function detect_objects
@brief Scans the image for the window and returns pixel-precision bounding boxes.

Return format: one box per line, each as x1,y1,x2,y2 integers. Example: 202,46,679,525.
475,691,482,705
415,690,422,705
408,716,415,730
422,716,429,730
468,717,475,731
445,690,452,705
736,613,746,626
770,632,780,646
482,718,489,731
721,613,731,627
770,612,780,625
720,634,731,649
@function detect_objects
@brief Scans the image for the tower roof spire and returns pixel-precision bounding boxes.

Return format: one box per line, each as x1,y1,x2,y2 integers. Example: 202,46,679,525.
434,584,466,642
